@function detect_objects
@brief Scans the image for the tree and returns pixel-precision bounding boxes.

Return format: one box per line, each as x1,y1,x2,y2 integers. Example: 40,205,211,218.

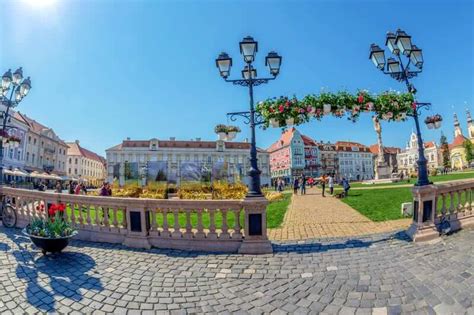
440,132,450,168
463,139,474,165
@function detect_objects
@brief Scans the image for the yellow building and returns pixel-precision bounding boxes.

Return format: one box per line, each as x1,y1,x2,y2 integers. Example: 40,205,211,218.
66,140,107,187
449,111,474,169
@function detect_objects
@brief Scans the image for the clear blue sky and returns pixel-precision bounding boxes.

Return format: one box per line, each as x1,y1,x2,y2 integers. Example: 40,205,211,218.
1,0,473,156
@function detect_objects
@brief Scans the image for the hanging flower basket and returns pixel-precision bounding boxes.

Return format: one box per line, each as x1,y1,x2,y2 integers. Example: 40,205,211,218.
323,104,332,114
269,118,279,128
425,114,442,130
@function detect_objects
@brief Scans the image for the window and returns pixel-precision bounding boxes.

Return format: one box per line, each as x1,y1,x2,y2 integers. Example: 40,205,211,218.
34,138,36,145
74,169,77,175
32,154,35,164
75,158,78,164
68,168,71,174
26,152,29,162
28,136,31,143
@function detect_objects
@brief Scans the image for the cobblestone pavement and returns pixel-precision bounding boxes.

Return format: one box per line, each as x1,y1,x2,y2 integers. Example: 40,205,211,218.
268,188,411,240
1,226,474,314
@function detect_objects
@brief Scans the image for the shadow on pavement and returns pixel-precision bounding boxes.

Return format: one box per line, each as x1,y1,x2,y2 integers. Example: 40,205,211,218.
1,227,103,312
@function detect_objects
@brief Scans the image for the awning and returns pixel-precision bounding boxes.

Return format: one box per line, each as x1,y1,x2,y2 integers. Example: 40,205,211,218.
3,169,14,175
12,168,28,177
49,174,62,180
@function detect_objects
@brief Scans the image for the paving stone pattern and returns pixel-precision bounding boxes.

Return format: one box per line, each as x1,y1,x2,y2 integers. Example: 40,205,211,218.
1,226,474,314
268,188,411,240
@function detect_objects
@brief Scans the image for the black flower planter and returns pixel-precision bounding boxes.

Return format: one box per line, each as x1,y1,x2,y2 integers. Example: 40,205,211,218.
23,227,77,255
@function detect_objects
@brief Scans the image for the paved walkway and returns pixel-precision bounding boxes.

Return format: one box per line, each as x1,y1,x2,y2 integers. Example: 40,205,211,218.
268,188,411,241
1,226,474,314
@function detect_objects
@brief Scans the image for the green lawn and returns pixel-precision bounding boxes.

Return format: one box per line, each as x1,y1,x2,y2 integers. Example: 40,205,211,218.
66,192,291,230
337,188,412,221
348,172,474,188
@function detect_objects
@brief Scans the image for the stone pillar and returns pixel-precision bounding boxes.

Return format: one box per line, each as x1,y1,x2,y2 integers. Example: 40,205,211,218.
119,162,125,187
406,185,439,242
238,196,273,254
123,203,151,249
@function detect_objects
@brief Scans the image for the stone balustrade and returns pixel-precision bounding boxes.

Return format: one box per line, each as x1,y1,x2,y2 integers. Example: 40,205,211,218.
407,179,474,242
0,187,272,254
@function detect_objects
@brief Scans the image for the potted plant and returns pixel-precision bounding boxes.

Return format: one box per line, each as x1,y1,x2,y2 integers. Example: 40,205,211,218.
214,124,228,140
424,116,435,129
433,114,443,129
269,118,279,128
23,203,77,255
226,125,241,140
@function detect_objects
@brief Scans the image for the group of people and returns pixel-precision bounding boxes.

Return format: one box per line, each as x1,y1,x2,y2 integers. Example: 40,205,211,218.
67,181,88,195
284,173,351,198
99,182,113,196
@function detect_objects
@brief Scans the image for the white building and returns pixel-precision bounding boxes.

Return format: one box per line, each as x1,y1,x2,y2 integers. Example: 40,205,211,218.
106,137,270,187
66,140,107,186
336,141,374,181
397,132,441,175
14,112,68,176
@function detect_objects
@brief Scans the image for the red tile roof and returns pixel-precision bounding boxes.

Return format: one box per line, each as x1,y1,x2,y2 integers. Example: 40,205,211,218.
267,128,297,152
449,135,468,149
335,141,371,152
369,144,401,154
424,141,436,149
14,112,68,146
301,135,318,146
67,141,105,163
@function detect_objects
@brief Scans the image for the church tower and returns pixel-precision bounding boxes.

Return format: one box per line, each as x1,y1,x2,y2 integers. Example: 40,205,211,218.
467,109,474,139
454,113,463,138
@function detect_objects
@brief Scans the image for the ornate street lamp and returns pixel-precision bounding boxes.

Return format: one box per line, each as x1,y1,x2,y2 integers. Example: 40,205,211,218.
215,36,282,197
0,68,32,186
369,29,430,186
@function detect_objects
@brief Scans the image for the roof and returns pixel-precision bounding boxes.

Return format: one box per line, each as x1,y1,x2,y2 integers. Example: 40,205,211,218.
67,141,105,163
335,141,371,152
424,141,436,149
301,135,318,146
369,144,401,155
267,128,297,152
14,112,68,146
107,139,265,152
449,135,468,149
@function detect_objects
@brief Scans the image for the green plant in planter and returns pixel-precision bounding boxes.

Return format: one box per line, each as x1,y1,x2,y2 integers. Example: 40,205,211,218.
214,124,228,133
226,125,241,133
27,204,76,238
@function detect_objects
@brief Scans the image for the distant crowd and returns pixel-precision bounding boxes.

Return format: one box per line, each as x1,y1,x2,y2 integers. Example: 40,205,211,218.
274,174,351,198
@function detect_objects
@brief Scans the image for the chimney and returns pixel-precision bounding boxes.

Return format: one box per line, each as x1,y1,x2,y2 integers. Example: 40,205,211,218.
126,137,130,141
196,137,201,141
170,137,175,141
244,138,249,143
75,140,80,144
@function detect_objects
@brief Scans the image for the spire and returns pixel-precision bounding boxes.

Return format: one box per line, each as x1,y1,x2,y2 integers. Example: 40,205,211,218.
467,108,474,139
454,112,463,137
467,108,473,125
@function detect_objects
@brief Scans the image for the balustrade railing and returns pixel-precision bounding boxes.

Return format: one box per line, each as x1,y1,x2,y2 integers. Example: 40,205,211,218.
0,187,271,253
408,179,474,242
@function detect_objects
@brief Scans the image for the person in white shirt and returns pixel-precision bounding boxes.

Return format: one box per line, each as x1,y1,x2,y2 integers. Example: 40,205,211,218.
328,174,334,195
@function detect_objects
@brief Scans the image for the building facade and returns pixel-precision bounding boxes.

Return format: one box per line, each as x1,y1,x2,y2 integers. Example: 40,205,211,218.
66,140,107,186
106,137,270,187
449,111,474,169
14,112,68,176
302,135,319,178
1,106,29,174
267,128,306,182
369,144,401,174
397,132,441,175
336,141,374,181
317,142,338,178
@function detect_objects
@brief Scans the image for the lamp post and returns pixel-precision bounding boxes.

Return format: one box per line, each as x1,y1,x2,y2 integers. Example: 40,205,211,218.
0,68,32,186
215,36,282,197
369,29,430,186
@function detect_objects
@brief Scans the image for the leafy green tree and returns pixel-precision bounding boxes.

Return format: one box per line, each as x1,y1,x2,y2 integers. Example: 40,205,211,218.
463,139,474,164
440,132,450,168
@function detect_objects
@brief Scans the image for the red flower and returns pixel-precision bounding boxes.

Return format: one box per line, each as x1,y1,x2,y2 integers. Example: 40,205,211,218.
48,208,56,217
357,94,364,103
279,105,284,113
58,203,66,212
269,108,274,113
285,101,290,108
412,102,417,110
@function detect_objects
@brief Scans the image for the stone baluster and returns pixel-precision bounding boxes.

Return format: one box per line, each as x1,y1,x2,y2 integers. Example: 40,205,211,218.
457,190,462,212
78,203,84,226
86,205,92,227
121,207,127,229
103,206,110,228
162,209,170,237
184,209,193,239
112,208,118,228
220,208,230,239
440,194,447,217
172,208,181,238
195,208,205,239
208,209,217,239
95,205,100,226
232,207,242,239
150,209,157,234
70,202,76,226
449,192,455,215
468,188,473,213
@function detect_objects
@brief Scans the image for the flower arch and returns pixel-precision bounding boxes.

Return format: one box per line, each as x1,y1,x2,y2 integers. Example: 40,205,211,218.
255,90,417,128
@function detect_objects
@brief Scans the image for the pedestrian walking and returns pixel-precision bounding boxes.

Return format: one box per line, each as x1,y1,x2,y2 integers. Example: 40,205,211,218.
321,174,327,197
293,177,299,195
328,174,334,195
300,175,306,195
342,177,351,197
